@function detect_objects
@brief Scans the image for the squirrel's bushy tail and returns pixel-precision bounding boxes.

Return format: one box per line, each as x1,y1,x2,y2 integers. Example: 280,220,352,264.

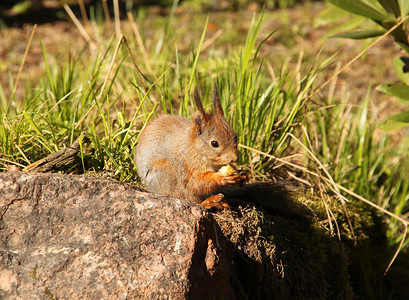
218,182,315,221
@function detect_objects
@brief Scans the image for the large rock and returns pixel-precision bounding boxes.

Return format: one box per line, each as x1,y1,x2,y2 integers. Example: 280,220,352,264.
0,172,234,299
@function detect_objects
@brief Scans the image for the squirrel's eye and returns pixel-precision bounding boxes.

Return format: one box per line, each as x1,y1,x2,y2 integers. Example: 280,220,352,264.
211,140,219,148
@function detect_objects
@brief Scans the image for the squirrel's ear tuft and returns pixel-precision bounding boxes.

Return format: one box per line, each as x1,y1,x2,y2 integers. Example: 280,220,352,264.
194,89,208,123
213,83,225,117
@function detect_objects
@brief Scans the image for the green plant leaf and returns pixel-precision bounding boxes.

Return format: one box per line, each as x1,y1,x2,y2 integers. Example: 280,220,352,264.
376,84,409,100
389,110,409,123
324,15,366,39
327,0,389,21
330,29,385,39
379,110,409,130
393,57,409,85
314,5,351,27
398,0,409,17
379,0,401,18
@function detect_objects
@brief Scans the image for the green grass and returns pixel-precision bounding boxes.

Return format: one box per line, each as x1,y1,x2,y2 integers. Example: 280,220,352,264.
1,2,408,296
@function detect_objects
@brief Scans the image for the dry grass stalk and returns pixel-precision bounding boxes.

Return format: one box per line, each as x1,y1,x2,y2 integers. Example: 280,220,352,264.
78,0,89,25
102,0,111,26
114,0,121,38
64,4,96,52
12,24,37,99
127,12,153,74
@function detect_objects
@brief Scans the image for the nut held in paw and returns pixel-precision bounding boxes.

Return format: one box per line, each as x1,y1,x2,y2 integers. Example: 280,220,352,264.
218,165,238,175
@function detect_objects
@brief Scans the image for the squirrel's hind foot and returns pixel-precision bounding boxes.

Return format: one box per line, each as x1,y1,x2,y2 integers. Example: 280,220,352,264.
201,193,229,210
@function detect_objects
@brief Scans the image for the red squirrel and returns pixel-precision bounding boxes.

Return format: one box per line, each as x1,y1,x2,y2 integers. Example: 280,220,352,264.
135,85,313,218
135,85,246,209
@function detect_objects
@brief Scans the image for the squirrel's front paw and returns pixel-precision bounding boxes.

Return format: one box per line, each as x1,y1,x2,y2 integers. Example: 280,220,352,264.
219,171,249,187
219,172,242,186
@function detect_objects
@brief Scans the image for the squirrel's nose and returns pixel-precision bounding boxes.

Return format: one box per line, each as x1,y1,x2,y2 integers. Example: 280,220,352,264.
231,152,239,163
